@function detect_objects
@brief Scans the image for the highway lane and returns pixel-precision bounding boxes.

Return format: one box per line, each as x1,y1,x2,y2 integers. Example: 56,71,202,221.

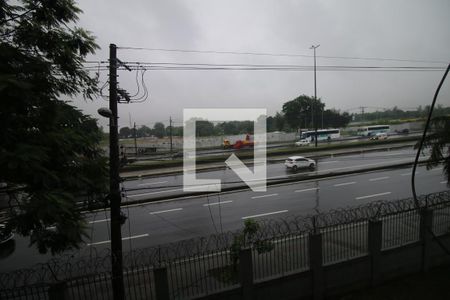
123,147,422,200
2,162,447,272
117,165,447,242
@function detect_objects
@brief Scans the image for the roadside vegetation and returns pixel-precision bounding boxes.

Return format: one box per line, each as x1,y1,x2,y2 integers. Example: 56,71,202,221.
1,0,107,254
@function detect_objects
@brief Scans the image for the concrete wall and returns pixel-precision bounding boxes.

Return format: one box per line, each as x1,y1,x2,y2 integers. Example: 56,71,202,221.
182,211,450,300
121,131,297,150
122,121,423,151
346,121,424,134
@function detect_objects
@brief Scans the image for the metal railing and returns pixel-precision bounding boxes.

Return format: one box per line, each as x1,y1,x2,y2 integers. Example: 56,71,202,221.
1,190,449,300
321,220,368,265
252,233,309,281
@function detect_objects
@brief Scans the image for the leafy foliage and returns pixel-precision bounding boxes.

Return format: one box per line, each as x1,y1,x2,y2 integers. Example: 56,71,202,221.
152,122,166,138
418,116,450,185
353,105,450,123
0,0,107,254
230,219,274,271
282,94,350,130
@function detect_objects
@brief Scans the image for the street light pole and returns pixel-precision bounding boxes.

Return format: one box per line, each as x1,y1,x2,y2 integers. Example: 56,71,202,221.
109,43,125,300
310,44,320,147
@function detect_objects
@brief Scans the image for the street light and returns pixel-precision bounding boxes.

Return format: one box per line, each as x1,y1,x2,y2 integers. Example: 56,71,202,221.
98,107,113,119
310,44,320,147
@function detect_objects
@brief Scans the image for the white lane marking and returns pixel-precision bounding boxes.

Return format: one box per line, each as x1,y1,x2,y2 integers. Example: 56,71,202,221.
251,193,278,199
88,218,110,224
319,160,339,164
383,152,407,156
431,167,443,171
401,172,419,176
203,200,233,207
137,181,169,186
441,181,448,184
87,234,149,246
333,181,356,187
320,158,412,173
128,188,182,197
242,210,289,220
295,187,319,193
369,176,390,182
356,192,391,200
149,208,183,215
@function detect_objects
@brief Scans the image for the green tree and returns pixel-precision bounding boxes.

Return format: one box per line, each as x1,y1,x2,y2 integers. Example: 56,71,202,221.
419,116,450,185
171,126,183,136
136,125,152,137
153,122,166,138
230,219,274,271
266,116,275,132
322,109,352,128
273,112,286,131
282,95,324,130
0,0,107,254
196,120,215,136
119,126,132,139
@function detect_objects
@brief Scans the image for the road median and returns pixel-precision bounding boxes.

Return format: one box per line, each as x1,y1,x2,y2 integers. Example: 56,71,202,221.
120,137,418,179
118,159,427,207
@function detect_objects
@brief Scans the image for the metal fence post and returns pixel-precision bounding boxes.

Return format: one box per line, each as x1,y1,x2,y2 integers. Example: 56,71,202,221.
48,282,67,300
309,232,324,300
420,208,434,272
239,248,254,300
154,266,170,300
368,219,382,286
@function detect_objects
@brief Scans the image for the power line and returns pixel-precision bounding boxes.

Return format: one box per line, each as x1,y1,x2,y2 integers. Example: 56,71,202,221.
116,46,448,64
119,62,447,69
114,65,447,72
81,60,448,72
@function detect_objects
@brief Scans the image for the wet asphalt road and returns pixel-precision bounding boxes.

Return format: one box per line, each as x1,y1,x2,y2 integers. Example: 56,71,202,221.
1,147,448,272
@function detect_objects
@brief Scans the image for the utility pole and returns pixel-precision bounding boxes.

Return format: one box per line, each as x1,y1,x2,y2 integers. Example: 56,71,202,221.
169,116,173,154
108,43,125,300
133,122,138,157
310,44,320,147
360,106,366,122
321,108,324,129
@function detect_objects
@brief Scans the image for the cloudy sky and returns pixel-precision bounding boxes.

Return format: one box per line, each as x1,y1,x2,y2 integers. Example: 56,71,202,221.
73,0,450,129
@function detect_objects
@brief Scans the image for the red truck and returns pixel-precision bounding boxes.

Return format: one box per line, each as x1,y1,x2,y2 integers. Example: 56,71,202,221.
223,134,254,149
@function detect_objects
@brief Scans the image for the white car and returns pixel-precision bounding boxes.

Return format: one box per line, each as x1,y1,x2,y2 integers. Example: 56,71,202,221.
295,139,310,147
370,132,388,140
285,156,316,171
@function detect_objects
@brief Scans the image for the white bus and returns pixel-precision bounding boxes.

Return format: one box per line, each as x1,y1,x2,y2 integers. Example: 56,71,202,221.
357,125,390,137
300,128,341,142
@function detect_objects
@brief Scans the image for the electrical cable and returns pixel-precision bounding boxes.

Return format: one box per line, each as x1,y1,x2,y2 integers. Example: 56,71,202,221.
217,193,224,234
117,46,447,64
121,185,135,265
205,193,219,234
128,65,141,98
123,61,446,70
88,210,98,259
118,65,446,72
129,68,149,102
411,63,450,257
412,63,450,208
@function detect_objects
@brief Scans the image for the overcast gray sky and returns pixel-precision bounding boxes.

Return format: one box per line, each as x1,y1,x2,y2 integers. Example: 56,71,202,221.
73,0,450,129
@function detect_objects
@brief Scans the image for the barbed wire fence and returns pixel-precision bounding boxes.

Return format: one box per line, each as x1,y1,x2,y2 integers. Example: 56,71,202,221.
0,190,449,290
